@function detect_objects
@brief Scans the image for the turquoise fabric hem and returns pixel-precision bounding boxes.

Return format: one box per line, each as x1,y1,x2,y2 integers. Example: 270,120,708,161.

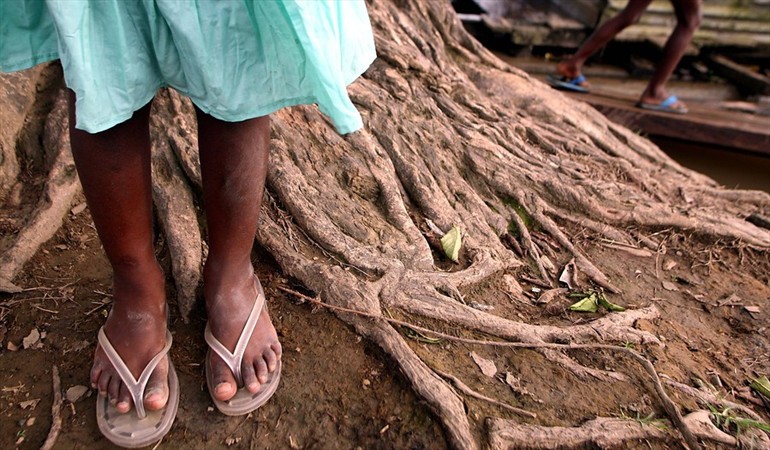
1,0,376,135
0,53,59,73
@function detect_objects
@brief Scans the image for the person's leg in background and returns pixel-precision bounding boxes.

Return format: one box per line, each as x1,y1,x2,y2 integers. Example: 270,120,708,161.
638,0,702,109
556,0,654,84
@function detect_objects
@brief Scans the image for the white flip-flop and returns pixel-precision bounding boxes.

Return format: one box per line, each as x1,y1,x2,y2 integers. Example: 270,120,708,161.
205,277,281,416
96,328,179,448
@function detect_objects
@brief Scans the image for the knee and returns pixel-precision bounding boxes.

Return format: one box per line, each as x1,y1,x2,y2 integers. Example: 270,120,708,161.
679,7,702,31
617,10,644,28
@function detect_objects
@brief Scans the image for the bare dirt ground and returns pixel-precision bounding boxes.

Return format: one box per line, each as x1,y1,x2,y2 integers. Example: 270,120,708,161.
1,188,768,449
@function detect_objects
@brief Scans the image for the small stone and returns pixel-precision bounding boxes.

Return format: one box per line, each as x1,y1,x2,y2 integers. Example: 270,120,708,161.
66,385,89,403
362,379,371,387
16,436,24,445
7,341,18,352
26,417,35,427
661,281,679,292
22,328,40,349
470,351,497,377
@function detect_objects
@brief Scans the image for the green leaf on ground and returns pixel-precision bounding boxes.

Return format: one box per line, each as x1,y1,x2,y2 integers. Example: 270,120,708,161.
598,292,626,312
441,225,462,263
569,293,599,312
751,376,770,398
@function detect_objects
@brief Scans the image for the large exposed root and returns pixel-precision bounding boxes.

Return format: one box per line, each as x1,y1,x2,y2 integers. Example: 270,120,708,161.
0,94,80,292
487,417,672,449
149,94,203,321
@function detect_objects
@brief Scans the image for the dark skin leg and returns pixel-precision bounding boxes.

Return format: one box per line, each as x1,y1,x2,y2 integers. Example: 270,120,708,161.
556,0,654,88
69,91,170,414
557,0,700,109
196,110,281,401
639,0,702,108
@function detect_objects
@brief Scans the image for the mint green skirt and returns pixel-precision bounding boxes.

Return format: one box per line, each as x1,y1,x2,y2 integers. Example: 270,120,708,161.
0,1,376,134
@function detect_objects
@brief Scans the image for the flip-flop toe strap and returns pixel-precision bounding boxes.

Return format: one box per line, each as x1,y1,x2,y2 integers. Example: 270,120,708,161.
97,328,172,419
204,282,265,387
659,95,679,108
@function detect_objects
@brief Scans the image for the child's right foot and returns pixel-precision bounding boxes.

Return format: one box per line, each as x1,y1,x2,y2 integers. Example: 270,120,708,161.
89,269,171,413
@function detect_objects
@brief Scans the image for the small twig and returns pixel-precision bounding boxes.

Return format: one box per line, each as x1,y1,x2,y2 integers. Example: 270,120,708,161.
32,305,59,314
151,437,164,450
40,365,62,450
278,286,702,450
433,368,537,419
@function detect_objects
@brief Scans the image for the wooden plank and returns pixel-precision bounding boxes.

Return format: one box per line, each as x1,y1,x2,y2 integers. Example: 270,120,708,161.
706,54,770,96
565,90,770,156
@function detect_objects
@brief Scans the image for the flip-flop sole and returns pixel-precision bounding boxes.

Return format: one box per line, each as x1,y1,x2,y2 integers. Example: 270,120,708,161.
206,354,281,416
96,360,180,448
546,74,589,93
637,102,688,114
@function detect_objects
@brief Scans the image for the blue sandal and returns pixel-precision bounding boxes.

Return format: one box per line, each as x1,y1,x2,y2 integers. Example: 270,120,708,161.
637,95,688,114
546,74,590,93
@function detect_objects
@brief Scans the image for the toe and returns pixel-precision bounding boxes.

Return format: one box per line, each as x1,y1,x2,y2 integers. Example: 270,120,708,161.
271,342,282,360
143,360,170,411
255,357,269,384
116,384,132,414
98,372,111,398
211,356,237,401
264,348,278,373
108,376,121,405
241,362,260,394
90,364,103,390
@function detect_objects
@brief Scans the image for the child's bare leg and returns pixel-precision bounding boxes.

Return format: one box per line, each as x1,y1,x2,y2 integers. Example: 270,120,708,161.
196,110,281,401
639,0,701,106
68,92,169,414
557,0,653,79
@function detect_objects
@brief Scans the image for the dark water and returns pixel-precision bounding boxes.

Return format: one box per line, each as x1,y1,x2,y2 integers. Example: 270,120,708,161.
652,136,770,194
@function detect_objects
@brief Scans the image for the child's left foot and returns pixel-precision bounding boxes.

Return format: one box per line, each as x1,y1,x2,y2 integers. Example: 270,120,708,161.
204,271,282,404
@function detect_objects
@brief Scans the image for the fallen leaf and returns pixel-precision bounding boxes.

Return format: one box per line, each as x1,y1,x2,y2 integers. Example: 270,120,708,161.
663,260,678,271
22,328,40,349
470,351,497,377
20,399,40,410
558,259,578,289
569,293,599,312
744,306,760,315
661,281,679,292
535,288,567,305
440,225,462,263
598,293,626,312
70,203,87,215
750,376,770,398
66,385,89,403
7,341,19,351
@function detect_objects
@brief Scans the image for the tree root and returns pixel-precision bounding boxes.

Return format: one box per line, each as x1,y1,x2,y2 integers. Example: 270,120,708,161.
150,94,203,321
0,94,80,292
433,368,537,419
486,416,671,449
40,365,62,450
